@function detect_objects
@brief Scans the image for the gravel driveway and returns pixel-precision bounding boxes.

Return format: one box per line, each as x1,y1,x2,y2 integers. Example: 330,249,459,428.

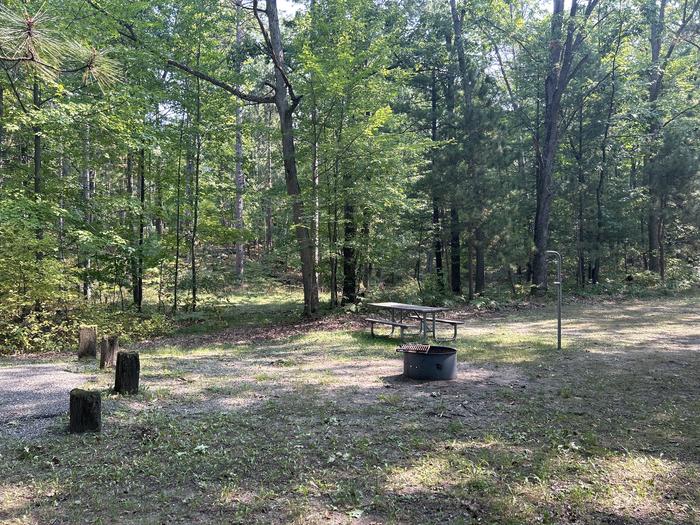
0,364,91,439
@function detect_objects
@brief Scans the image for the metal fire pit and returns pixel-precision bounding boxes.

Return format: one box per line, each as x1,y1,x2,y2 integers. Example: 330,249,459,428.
396,344,457,380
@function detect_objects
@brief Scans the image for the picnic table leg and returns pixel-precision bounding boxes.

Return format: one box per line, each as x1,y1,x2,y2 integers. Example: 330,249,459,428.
390,309,396,335
431,313,436,340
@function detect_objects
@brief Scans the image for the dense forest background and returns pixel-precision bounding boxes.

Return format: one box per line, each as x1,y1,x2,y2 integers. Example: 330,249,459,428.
0,0,698,352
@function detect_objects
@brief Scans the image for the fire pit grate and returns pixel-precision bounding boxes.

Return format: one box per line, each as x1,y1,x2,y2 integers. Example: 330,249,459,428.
396,343,431,354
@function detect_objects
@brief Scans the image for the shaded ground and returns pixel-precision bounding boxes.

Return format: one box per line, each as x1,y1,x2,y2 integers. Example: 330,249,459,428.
0,365,91,439
0,295,698,524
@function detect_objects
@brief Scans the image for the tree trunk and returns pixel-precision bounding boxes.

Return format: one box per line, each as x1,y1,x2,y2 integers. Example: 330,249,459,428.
69,389,101,433
341,203,357,304
173,120,184,313
467,240,474,301
191,49,202,311
450,206,461,294
99,335,119,369
532,0,597,290
572,100,586,287
645,0,669,274
32,80,43,270
507,265,517,296
234,0,245,278
432,200,443,284
360,219,371,291
450,0,487,293
234,103,245,277
339,103,357,305
82,128,93,300
328,156,339,307
264,107,274,253
266,0,319,315
78,325,97,359
114,351,140,395
593,20,622,284
330,252,338,307
474,226,485,293
532,104,558,288
659,211,665,280
58,155,69,261
125,151,140,307
134,147,146,310
430,70,443,287
311,113,320,288
310,0,321,288
154,111,164,237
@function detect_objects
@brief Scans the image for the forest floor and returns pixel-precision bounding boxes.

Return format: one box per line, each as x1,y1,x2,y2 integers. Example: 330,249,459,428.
0,293,699,524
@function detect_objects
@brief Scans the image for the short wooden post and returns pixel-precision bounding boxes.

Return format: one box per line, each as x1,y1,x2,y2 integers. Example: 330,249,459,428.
69,389,101,433
114,351,140,395
99,335,119,369
78,325,97,359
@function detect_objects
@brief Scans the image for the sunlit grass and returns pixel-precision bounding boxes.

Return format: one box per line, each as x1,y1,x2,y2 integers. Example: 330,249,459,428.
171,283,306,335
2,295,699,523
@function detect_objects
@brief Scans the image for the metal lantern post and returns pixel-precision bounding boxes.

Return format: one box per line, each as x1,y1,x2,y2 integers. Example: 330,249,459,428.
546,250,563,350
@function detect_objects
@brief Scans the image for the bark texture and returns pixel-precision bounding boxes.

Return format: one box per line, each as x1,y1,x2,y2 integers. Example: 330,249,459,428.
531,0,600,290
78,326,97,359
234,0,245,278
264,0,319,315
99,335,119,369
69,388,101,433
114,351,140,395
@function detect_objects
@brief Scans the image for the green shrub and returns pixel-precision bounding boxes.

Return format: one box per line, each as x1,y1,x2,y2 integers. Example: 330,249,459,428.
0,305,173,355
628,270,663,287
417,274,451,306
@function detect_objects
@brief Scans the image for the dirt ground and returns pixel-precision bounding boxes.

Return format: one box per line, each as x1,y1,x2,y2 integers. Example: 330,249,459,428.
0,365,92,439
1,295,698,524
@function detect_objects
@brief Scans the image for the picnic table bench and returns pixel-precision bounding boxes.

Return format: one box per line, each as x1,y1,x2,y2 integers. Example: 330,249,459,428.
366,318,412,338
365,302,463,341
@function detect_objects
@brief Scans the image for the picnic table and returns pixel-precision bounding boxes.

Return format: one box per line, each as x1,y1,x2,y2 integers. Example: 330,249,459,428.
365,302,463,341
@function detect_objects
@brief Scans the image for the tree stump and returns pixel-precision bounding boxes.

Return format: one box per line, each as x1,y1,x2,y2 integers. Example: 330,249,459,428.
99,335,119,369
114,351,140,395
69,389,101,433
78,325,97,359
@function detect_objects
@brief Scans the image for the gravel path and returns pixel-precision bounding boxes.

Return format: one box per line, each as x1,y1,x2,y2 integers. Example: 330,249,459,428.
0,364,91,439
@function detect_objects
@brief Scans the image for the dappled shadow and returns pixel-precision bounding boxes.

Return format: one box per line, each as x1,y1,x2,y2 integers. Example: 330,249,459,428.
380,373,412,384
0,364,93,439
3,359,697,523
2,296,699,523
137,308,366,352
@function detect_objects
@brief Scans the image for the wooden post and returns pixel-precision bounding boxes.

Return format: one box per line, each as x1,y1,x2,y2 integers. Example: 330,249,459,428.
99,335,119,369
114,351,140,395
69,389,101,433
78,325,97,359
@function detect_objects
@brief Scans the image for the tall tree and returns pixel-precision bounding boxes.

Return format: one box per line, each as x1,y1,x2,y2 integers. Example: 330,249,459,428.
643,0,700,274
531,0,600,290
234,0,246,279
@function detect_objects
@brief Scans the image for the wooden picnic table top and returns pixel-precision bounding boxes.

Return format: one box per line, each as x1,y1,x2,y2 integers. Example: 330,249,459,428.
367,302,449,314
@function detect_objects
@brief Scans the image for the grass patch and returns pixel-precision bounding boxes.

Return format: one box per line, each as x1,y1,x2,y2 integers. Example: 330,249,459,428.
1,296,699,524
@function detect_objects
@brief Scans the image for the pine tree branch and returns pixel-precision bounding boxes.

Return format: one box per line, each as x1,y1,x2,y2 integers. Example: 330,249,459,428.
3,68,28,113
84,0,277,105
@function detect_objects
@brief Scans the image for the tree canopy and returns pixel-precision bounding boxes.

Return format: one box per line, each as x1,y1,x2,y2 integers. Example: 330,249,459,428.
1,0,698,351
